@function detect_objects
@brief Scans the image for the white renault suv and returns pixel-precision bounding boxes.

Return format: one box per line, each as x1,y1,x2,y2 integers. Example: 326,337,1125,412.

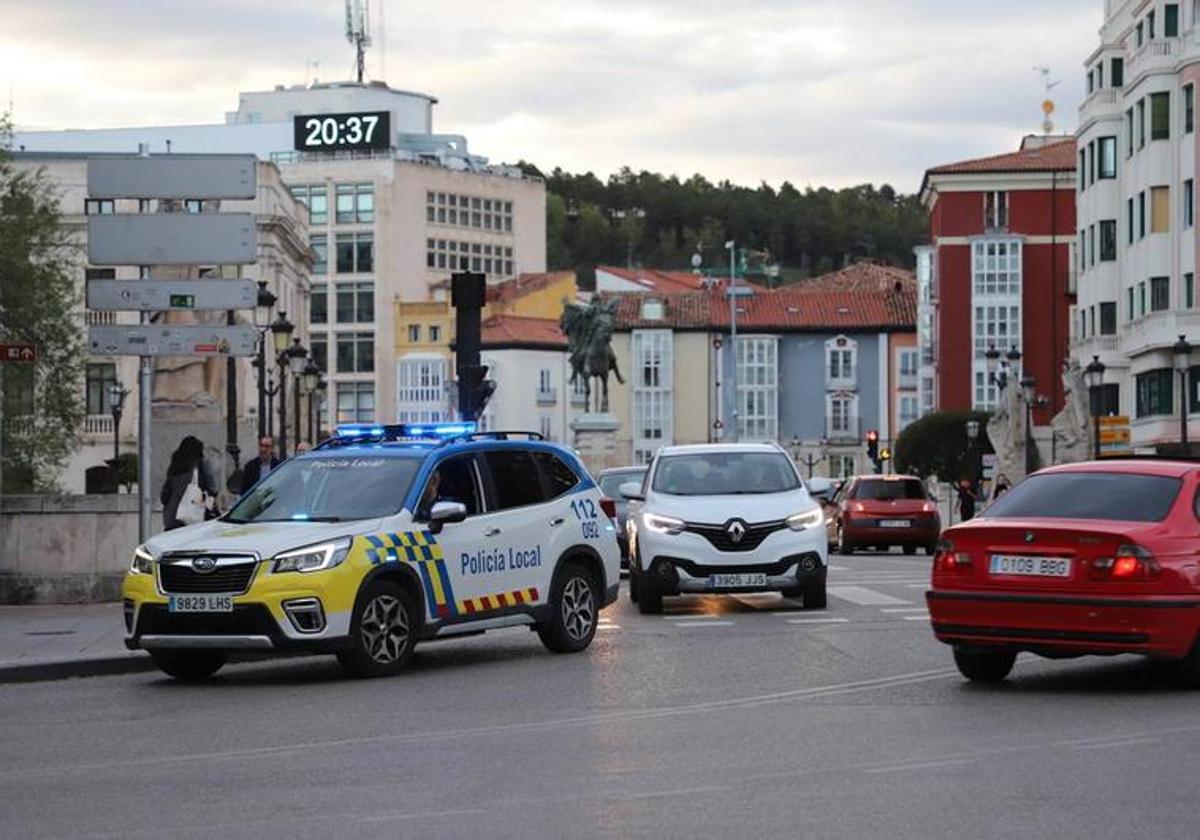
622,443,827,614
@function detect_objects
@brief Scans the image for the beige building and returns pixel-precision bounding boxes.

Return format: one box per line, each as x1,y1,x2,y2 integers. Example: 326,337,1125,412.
9,152,312,494
16,80,548,432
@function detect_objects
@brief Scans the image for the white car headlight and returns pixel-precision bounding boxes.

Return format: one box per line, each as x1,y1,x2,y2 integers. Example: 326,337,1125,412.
130,545,155,575
786,508,824,532
273,537,352,574
643,513,685,535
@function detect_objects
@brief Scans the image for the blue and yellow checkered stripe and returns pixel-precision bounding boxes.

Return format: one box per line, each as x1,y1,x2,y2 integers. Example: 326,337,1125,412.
363,531,458,620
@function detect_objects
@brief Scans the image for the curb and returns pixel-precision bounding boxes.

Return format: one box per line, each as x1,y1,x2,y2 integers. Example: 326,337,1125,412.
0,654,158,684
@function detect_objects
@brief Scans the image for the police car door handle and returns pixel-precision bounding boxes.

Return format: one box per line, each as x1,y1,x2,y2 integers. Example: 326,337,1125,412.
484,526,502,537
549,517,565,527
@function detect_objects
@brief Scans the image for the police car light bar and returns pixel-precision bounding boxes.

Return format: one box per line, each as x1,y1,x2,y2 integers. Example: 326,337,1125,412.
331,422,477,443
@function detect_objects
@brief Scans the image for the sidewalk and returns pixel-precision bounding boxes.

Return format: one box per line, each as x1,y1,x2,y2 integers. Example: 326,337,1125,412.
0,603,155,682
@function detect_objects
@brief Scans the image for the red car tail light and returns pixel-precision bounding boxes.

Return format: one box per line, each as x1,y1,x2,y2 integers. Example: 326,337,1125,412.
920,502,938,514
1090,544,1161,582
933,539,972,575
599,497,617,520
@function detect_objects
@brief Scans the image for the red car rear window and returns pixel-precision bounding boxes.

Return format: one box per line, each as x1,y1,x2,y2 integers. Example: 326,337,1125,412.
852,479,926,501
983,472,1181,522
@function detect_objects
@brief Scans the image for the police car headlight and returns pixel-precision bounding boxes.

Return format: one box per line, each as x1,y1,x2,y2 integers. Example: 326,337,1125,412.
643,513,685,535
130,545,155,575
273,538,351,574
786,508,823,531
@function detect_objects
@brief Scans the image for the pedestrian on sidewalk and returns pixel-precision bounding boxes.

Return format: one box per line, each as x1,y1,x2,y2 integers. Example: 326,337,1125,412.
161,436,216,530
233,436,281,494
956,478,978,522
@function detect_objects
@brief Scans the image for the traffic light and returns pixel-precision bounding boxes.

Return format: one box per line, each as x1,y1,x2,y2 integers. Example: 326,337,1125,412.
866,430,882,474
458,364,496,421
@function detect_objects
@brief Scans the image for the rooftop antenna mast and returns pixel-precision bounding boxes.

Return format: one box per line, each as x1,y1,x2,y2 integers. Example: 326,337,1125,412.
345,0,372,83
1033,65,1061,135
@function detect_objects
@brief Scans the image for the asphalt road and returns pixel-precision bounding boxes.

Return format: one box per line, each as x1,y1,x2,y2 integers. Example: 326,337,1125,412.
2,551,1198,840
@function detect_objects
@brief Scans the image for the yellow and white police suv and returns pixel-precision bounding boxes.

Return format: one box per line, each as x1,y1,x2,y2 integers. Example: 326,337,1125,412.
123,424,621,680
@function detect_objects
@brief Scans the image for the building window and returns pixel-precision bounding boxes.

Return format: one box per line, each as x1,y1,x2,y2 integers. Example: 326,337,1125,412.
1166,3,1180,36
1099,220,1117,261
310,283,327,324
1092,383,1120,417
408,324,421,343
354,183,373,223
335,232,373,273
1126,108,1134,157
971,240,1021,295
290,185,328,226
632,330,673,464
984,192,1007,229
1151,186,1171,233
335,184,354,224
1098,136,1117,179
85,199,115,215
1127,286,1135,321
1187,84,1196,134
311,234,327,274
85,363,117,415
1151,92,1171,140
396,356,448,423
1099,302,1117,335
1112,57,1124,88
1187,273,1195,308
335,332,375,373
336,382,375,423
335,281,374,323
898,348,919,379
1138,98,1146,148
310,335,327,372
825,337,857,387
1139,281,1147,316
1136,20,1144,47
1127,197,1135,244
1151,276,1171,311
1139,191,1147,238
539,416,553,441
898,396,919,433
1079,151,1086,193
1186,179,1195,228
1136,369,1174,417
1089,225,1096,267
429,325,441,343
738,336,778,441
827,395,857,438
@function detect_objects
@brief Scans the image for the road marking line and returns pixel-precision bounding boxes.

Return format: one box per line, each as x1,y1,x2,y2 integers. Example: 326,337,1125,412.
827,585,910,606
880,607,931,613
907,583,930,588
1068,737,1161,751
828,565,849,571
673,620,735,628
901,614,930,621
787,617,850,624
865,758,972,774
664,614,722,621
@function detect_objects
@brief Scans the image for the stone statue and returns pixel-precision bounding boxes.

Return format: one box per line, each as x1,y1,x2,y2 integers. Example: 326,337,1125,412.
151,265,222,413
1051,360,1091,463
561,298,625,413
987,376,1026,482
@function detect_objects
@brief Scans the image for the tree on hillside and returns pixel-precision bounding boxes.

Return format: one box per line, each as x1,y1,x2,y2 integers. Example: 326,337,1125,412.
0,114,86,493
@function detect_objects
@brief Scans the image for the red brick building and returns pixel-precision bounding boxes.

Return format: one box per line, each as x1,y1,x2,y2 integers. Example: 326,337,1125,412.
918,136,1077,423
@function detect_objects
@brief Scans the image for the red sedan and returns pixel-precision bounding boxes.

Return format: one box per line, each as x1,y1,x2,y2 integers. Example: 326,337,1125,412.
928,459,1200,685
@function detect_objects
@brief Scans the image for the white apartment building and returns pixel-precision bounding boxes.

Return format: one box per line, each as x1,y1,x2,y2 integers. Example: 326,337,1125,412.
1075,0,1200,449
8,153,312,494
15,80,547,432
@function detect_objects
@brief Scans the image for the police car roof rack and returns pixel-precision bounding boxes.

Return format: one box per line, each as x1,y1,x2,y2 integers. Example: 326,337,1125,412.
448,430,545,443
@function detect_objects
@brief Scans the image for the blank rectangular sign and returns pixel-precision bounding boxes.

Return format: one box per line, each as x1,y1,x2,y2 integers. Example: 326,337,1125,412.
88,324,259,357
88,155,256,199
88,214,256,265
87,279,257,311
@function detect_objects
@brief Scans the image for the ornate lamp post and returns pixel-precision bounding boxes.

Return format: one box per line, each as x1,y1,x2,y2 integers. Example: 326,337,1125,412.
107,381,129,471
302,359,321,446
287,338,308,453
1174,335,1193,452
314,377,328,442
270,311,295,458
965,418,980,484
1020,374,1037,474
1085,355,1106,460
985,345,1003,390
254,281,277,441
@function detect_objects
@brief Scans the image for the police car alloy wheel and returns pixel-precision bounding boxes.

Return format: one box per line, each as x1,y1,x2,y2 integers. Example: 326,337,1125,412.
339,581,417,677
150,652,227,682
538,562,599,653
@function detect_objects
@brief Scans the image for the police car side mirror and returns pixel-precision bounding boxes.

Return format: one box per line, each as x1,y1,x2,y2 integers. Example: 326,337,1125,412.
428,501,468,535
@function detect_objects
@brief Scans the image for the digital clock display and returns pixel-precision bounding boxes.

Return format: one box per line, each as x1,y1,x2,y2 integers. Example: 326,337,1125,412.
293,110,391,152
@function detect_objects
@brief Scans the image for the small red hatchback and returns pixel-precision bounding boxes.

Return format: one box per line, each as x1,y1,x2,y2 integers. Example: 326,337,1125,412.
928,459,1200,684
828,475,941,555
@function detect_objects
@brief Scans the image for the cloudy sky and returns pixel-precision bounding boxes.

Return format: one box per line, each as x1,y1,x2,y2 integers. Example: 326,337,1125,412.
2,0,1101,193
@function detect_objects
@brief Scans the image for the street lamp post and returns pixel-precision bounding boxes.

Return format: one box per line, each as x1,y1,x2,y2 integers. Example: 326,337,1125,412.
287,338,308,453
1020,374,1037,475
1174,335,1193,453
270,312,295,458
965,418,980,485
302,360,321,446
1085,355,1106,460
107,381,128,476
725,239,739,442
314,377,328,442
254,281,277,442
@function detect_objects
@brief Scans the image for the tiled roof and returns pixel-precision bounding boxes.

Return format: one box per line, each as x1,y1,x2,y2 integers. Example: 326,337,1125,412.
486,271,575,304
799,261,916,295
609,283,915,332
597,265,711,293
480,315,567,349
925,138,1076,176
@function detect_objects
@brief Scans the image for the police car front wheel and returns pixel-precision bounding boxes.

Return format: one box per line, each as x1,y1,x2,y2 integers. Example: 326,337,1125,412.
538,562,600,654
339,580,417,678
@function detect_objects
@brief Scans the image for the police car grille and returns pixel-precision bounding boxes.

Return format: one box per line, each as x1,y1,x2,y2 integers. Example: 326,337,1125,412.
684,521,786,552
159,559,257,594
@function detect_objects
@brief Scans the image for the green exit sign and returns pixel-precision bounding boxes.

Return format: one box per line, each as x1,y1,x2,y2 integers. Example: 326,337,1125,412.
169,294,196,309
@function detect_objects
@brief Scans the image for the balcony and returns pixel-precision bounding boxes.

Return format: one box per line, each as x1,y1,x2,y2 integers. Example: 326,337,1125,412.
84,415,115,436
825,417,860,443
1126,35,1181,81
898,373,918,390
1078,88,1121,126
536,387,557,406
1122,309,1200,357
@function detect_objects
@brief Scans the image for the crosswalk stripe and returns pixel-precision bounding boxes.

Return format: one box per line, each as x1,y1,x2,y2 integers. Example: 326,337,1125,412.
827,586,910,606
902,614,931,621
881,607,931,614
674,620,735,628
664,614,722,621
787,617,850,624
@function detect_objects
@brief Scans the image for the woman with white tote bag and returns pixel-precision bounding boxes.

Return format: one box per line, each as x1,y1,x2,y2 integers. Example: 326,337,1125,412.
160,436,217,530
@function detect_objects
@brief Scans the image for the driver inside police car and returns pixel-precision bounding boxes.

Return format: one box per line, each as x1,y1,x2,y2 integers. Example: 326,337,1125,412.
417,469,443,519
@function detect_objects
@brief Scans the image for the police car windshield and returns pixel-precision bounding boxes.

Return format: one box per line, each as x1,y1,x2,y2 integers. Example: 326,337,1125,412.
652,452,800,496
225,455,422,523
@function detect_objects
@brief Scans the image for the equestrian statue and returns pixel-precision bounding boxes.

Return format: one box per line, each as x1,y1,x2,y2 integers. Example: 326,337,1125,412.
560,298,625,413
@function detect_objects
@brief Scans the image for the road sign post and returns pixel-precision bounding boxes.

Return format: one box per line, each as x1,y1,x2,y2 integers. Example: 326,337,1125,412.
87,278,258,312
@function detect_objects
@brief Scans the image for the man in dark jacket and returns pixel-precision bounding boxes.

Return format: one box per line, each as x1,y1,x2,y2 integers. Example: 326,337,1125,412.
239,436,281,491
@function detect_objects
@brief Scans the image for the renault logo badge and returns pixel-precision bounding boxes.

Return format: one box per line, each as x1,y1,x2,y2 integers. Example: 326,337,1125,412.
192,556,217,574
726,520,747,544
